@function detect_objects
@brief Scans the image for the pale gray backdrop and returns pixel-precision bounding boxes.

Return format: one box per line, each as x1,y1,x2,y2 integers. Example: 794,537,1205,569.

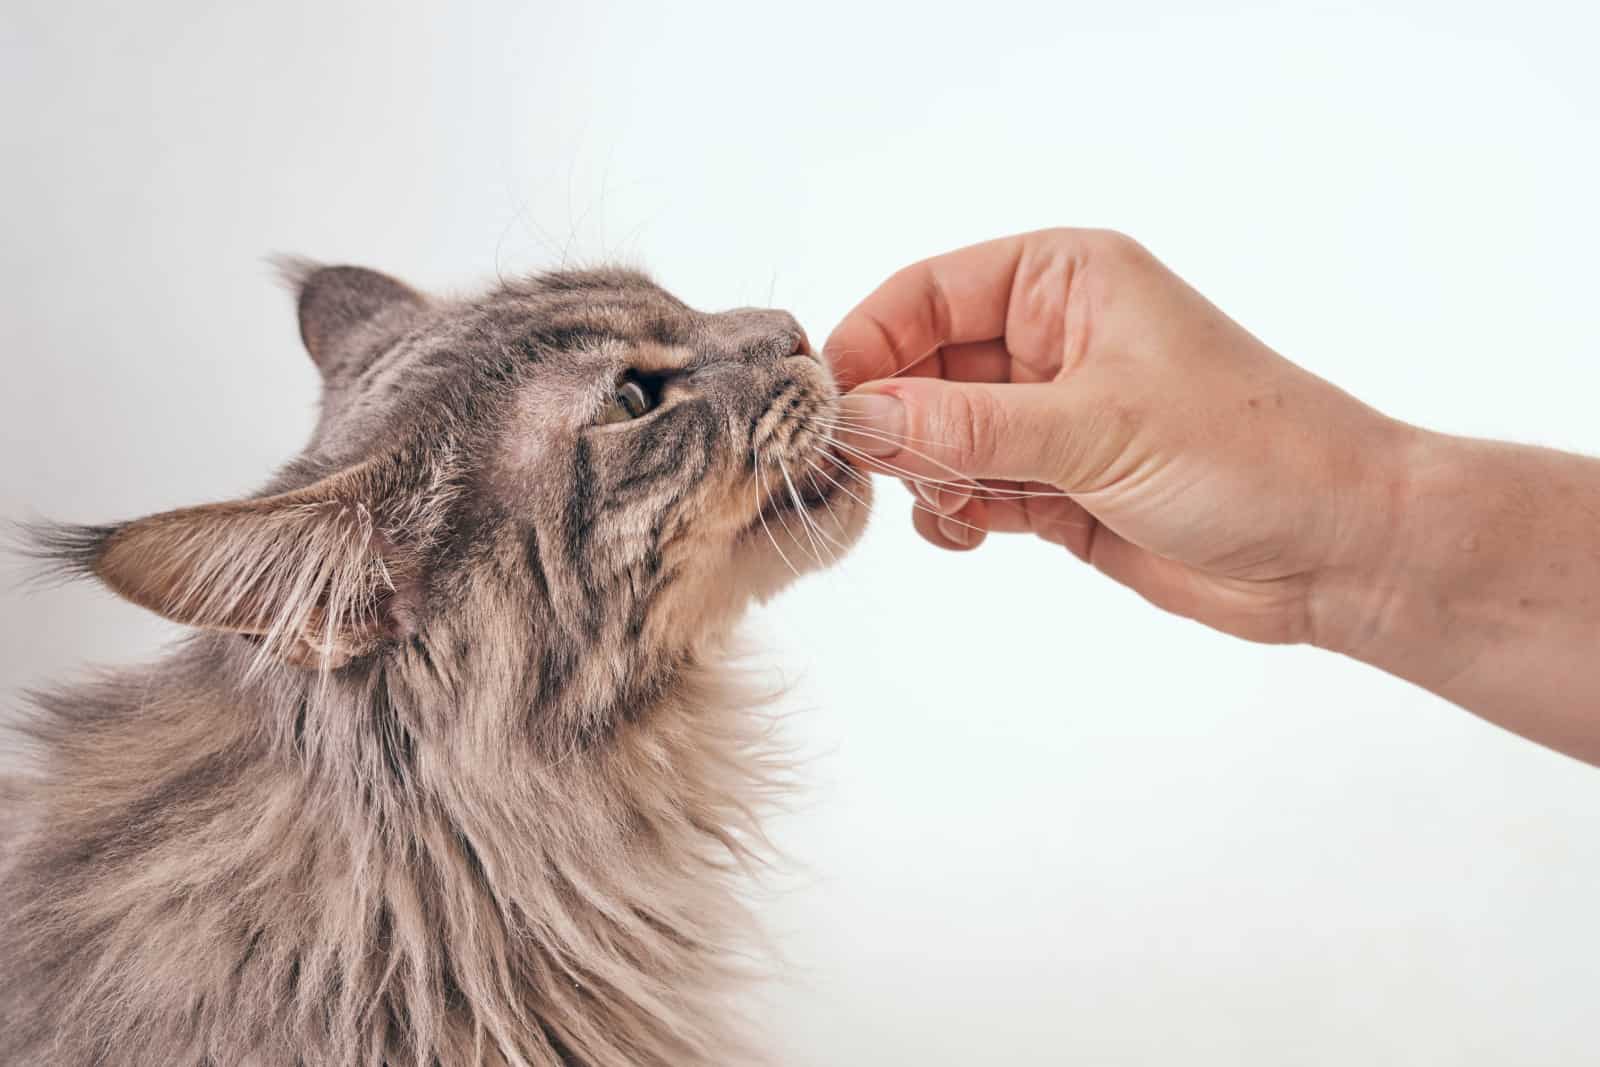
4,1,1599,1063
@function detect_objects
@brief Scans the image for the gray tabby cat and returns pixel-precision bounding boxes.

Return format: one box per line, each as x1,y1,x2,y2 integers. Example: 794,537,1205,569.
0,263,869,1066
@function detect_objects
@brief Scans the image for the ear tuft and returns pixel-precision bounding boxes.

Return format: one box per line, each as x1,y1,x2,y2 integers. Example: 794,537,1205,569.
14,521,118,588
270,257,425,375
269,253,321,293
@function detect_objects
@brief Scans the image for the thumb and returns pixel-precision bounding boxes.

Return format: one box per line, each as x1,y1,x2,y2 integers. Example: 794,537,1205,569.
833,380,1077,486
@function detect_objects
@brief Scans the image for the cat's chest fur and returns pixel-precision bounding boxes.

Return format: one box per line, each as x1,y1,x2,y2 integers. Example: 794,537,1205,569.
0,638,781,1066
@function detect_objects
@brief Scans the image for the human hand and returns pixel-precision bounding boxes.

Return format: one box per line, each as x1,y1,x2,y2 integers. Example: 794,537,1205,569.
824,229,1412,647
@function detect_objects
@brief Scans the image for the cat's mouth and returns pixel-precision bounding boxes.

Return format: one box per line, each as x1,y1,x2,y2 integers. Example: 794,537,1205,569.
751,447,852,528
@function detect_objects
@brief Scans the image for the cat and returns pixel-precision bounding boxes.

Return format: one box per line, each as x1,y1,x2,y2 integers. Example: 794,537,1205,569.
0,262,870,1066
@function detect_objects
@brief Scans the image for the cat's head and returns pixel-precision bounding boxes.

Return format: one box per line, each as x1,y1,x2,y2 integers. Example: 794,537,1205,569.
37,264,868,722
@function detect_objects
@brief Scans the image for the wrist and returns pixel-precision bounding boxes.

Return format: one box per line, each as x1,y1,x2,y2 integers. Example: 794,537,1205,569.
1306,420,1449,665
1310,424,1593,689
1308,425,1600,761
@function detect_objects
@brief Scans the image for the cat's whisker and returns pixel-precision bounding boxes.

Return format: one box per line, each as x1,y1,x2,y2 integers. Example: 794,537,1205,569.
801,460,848,536
805,494,851,561
806,491,852,556
809,411,962,451
752,446,802,580
824,465,1089,517
815,421,1063,493
829,460,896,502
803,458,871,532
834,453,1093,535
907,497,995,539
788,457,856,554
778,457,841,565
792,483,846,556
774,459,816,562
832,450,1093,537
815,417,1080,503
761,454,812,566
835,457,982,539
823,437,1053,501
823,343,940,381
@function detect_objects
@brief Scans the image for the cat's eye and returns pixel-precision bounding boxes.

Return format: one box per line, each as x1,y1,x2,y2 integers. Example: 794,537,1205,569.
602,374,658,423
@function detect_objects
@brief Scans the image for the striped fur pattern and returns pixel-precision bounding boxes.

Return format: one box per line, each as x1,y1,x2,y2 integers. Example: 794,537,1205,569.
1,265,869,1065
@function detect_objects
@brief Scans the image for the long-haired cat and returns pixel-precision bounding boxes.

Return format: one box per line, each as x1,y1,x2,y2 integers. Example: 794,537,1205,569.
0,262,869,1066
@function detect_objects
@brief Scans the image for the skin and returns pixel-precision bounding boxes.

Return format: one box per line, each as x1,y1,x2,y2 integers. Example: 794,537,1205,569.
825,228,1600,767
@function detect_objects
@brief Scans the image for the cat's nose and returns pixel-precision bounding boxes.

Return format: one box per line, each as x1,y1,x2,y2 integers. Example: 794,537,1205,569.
717,308,813,364
765,312,814,363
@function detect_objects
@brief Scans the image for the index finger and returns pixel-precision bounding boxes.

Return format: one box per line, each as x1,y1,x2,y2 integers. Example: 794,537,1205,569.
822,232,1032,389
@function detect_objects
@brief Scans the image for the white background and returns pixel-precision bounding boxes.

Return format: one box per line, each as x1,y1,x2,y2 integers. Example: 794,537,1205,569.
5,2,1600,1063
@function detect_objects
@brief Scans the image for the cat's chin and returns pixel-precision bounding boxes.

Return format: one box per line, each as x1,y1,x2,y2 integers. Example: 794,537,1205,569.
735,467,871,601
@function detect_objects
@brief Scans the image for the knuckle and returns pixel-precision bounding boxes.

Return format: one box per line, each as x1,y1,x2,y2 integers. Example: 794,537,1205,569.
916,274,954,347
939,387,1005,469
1085,228,1151,266
1032,227,1152,270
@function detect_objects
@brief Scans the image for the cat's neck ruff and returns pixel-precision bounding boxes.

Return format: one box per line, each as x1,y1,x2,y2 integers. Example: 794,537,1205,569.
1,632,788,1065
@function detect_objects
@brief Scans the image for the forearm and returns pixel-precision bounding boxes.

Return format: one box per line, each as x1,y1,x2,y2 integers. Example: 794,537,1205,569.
1318,428,1600,764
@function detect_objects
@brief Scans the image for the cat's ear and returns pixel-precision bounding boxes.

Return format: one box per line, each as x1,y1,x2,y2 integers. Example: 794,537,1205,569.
29,461,422,670
274,259,426,376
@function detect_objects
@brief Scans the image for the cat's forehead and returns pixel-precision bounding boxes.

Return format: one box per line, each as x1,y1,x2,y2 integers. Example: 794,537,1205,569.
475,269,806,363
491,268,689,329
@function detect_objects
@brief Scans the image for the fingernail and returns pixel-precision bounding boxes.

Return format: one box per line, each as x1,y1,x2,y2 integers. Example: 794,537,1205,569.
916,482,943,511
937,515,972,546
835,392,904,458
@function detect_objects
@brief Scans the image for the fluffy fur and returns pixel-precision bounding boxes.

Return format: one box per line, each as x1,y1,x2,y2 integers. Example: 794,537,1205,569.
1,264,868,1066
